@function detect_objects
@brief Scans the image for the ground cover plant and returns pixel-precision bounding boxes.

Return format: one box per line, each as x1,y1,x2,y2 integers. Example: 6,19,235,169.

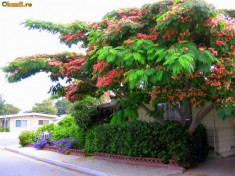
34,133,55,149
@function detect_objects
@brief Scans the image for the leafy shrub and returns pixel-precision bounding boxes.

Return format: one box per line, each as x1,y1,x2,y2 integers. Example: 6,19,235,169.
37,123,54,134
71,96,112,130
52,115,85,147
18,130,39,146
84,121,209,168
0,127,9,132
34,133,55,149
55,137,80,153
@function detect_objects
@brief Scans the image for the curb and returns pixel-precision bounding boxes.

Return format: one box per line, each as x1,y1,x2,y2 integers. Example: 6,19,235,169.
5,147,114,176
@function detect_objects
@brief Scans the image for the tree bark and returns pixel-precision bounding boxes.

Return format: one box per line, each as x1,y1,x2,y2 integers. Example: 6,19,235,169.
175,103,190,128
188,102,216,135
176,106,186,128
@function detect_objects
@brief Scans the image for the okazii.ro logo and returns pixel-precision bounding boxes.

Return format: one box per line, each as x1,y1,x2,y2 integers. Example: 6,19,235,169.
2,1,32,7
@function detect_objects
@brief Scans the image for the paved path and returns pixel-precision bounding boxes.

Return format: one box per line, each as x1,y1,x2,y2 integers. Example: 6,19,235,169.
2,142,235,176
4,146,182,176
0,150,90,176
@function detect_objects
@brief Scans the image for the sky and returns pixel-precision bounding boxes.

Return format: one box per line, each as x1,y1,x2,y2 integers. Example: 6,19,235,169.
0,0,234,111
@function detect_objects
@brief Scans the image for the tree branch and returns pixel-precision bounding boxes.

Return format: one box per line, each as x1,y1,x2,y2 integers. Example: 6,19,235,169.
176,104,187,128
140,103,165,124
195,105,206,120
188,102,216,135
196,102,216,123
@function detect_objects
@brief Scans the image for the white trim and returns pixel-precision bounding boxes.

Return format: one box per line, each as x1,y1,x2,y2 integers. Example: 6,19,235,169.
0,113,58,119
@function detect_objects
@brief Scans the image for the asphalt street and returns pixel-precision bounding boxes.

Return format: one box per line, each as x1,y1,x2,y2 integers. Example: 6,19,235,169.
0,138,19,146
0,150,90,176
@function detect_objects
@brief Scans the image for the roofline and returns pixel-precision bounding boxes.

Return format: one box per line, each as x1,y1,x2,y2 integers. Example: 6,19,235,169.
0,113,58,119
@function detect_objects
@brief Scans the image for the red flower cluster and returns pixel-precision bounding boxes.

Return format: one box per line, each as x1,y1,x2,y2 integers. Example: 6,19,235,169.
156,65,166,71
179,15,192,23
208,48,218,56
65,82,80,101
63,57,85,76
93,60,109,74
96,68,123,87
162,29,175,40
126,39,135,45
215,40,226,47
137,32,159,41
150,84,209,107
60,31,85,42
48,61,63,67
177,29,190,43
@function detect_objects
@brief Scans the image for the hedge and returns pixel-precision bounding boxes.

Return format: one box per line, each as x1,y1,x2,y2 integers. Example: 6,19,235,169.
84,120,209,168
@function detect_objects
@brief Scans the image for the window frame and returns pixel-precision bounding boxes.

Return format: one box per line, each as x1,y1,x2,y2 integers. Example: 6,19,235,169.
15,120,27,128
38,120,49,126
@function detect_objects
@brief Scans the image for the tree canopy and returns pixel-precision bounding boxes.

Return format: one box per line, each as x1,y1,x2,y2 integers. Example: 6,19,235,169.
32,99,58,115
55,98,71,116
2,0,234,134
0,95,8,115
0,95,20,115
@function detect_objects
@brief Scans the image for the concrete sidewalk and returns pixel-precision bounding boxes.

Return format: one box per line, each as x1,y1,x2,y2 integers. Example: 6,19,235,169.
3,146,235,176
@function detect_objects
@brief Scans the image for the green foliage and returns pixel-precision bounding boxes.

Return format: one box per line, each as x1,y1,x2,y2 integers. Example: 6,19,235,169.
7,106,20,115
0,95,9,115
32,99,57,115
84,121,209,168
55,98,72,116
222,9,235,18
52,115,85,146
18,130,39,146
37,123,55,134
70,97,112,130
0,127,9,132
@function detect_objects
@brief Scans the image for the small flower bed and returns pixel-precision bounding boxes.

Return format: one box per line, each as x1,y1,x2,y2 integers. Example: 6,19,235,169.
33,133,80,155
34,133,55,149
55,137,78,154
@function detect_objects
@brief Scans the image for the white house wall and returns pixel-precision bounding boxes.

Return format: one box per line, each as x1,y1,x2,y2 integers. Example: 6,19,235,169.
9,115,54,132
192,107,235,157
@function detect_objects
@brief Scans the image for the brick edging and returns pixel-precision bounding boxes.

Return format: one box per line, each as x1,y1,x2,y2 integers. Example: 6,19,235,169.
24,144,86,157
94,152,185,173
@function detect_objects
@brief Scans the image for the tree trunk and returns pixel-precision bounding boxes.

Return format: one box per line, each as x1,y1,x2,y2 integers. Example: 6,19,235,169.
188,102,216,135
176,106,186,128
175,103,190,129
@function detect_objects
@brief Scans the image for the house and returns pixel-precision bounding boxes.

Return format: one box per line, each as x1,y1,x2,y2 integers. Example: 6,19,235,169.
138,104,235,158
0,113,57,132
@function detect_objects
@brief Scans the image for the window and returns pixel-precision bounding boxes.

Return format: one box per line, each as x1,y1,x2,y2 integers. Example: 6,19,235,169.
16,120,27,127
157,103,191,121
2,120,9,127
38,120,49,126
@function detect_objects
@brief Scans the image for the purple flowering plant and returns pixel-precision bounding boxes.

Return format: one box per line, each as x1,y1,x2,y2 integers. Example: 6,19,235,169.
55,137,78,154
34,133,55,149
